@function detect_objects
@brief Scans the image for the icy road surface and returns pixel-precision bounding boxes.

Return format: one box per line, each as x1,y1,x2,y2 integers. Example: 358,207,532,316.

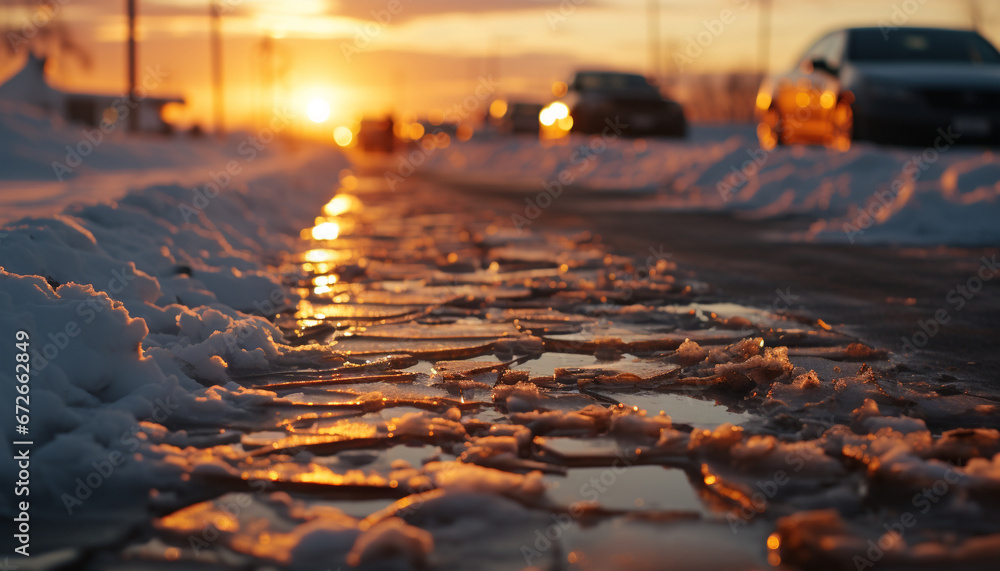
4,159,1000,570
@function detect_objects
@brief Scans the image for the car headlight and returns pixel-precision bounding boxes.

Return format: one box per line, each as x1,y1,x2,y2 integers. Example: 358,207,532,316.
866,82,918,103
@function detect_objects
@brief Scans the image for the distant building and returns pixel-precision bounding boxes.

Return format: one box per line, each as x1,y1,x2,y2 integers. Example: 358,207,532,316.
0,53,184,134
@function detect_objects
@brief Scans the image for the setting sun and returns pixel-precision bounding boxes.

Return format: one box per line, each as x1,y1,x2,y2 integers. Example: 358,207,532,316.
306,98,331,124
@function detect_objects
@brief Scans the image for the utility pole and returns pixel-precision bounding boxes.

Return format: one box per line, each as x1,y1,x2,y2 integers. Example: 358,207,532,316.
126,0,138,133
258,35,275,129
758,0,772,76
210,1,224,137
648,0,661,80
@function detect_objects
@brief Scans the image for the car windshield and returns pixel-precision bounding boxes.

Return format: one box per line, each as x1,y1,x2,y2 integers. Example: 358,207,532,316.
575,73,656,92
848,28,1000,64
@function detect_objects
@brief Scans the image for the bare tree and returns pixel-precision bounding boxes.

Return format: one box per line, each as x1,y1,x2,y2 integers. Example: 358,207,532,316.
2,0,91,69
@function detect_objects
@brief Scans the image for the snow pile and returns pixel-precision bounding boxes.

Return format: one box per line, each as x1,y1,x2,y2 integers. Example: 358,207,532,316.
0,105,348,515
417,125,1000,245
0,100,313,222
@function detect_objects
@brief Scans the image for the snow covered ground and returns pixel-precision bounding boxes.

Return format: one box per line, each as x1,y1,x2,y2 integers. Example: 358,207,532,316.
1,103,351,551
417,125,1000,246
0,101,315,222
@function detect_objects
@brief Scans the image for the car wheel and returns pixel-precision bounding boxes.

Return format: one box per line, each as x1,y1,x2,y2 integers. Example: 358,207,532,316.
830,99,854,150
758,107,784,150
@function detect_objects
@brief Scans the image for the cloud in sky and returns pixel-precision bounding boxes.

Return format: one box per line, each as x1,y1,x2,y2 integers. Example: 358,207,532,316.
328,0,595,24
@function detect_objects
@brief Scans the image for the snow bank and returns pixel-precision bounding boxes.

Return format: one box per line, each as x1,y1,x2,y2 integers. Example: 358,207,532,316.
0,105,348,515
417,125,1000,245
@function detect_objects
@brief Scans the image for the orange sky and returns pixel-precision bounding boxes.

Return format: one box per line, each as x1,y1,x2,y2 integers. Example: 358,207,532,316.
2,0,997,132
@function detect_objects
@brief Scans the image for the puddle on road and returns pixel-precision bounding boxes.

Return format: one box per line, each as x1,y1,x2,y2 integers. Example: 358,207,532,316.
544,465,705,513
593,391,753,428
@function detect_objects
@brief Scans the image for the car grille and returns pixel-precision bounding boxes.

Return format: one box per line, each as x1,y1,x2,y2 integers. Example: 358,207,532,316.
919,88,1000,111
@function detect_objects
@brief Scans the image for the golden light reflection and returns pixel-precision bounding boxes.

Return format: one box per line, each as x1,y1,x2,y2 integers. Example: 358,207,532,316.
756,92,772,110
313,419,378,438
820,91,836,110
312,275,338,286
489,99,508,119
341,174,359,190
306,98,331,123
767,532,782,566
323,195,359,217
303,249,337,263
334,125,353,146
408,122,425,140
311,221,340,240
540,101,569,126
158,501,240,534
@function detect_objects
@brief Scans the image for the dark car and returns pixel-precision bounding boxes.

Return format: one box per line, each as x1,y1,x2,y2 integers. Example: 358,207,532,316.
494,101,545,135
549,71,686,138
357,116,395,152
756,27,1000,149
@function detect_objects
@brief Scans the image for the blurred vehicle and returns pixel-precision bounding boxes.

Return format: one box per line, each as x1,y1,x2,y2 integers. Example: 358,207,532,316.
357,116,395,152
416,120,458,137
544,71,687,138
756,27,1000,149
491,100,545,135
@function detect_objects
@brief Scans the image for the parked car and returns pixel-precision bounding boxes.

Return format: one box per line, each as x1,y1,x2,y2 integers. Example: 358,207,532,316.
544,70,686,138
756,26,1000,149
357,116,395,152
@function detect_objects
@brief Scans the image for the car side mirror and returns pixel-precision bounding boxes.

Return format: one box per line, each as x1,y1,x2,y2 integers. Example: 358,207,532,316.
809,58,838,76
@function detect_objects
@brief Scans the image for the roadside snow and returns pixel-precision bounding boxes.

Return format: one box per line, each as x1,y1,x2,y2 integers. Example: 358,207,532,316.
417,125,1000,246
0,104,346,515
